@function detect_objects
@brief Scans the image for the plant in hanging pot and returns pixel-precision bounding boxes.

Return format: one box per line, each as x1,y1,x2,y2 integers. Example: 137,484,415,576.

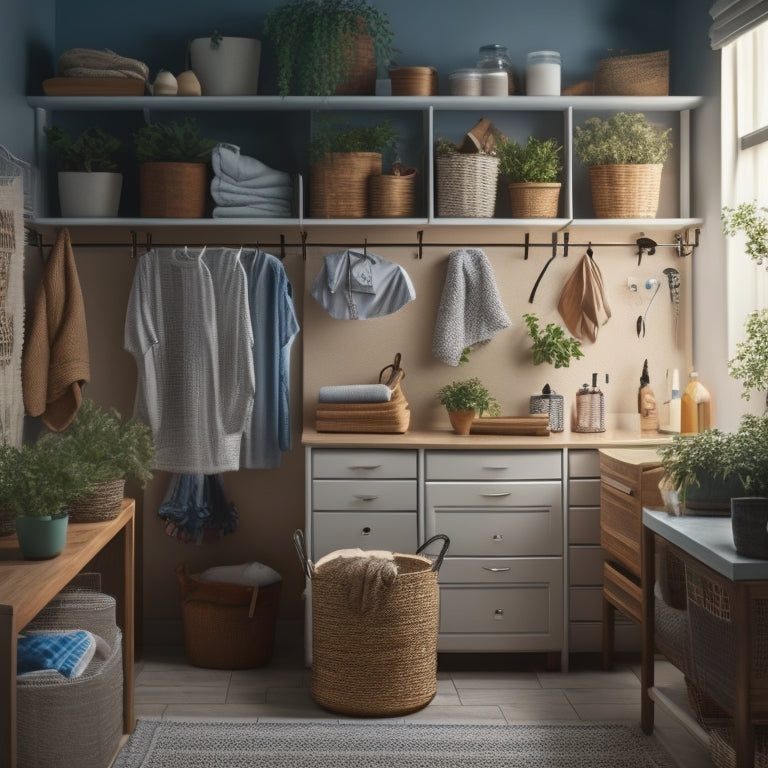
309,117,398,218
133,117,218,218
44,125,123,217
189,29,262,95
436,377,500,435
523,313,584,368
263,0,395,96
495,135,563,218
0,434,93,559
58,398,154,523
573,111,672,218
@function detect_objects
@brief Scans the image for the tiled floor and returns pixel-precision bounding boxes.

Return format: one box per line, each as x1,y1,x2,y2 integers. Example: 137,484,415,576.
133,629,715,767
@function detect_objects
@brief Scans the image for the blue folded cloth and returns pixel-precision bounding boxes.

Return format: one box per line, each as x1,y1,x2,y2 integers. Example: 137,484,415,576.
17,630,97,678
318,384,393,403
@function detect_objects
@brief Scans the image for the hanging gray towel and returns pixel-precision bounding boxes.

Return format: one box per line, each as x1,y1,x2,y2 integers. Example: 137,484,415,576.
431,248,511,366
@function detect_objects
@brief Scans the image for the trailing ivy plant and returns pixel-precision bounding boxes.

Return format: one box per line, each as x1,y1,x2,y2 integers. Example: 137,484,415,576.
573,112,672,166
722,201,768,268
523,313,584,368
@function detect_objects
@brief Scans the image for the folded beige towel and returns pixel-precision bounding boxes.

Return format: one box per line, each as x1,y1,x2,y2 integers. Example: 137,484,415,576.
58,48,149,81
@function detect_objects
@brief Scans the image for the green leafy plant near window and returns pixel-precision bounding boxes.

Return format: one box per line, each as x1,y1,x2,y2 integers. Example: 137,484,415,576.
44,125,122,172
523,313,584,368
264,0,395,96
573,112,672,166
722,201,768,267
495,136,562,183
727,308,768,402
133,118,217,164
436,377,500,416
309,117,398,163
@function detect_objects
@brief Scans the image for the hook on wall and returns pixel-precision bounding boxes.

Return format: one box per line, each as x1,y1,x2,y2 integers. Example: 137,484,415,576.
636,236,657,266
675,228,699,258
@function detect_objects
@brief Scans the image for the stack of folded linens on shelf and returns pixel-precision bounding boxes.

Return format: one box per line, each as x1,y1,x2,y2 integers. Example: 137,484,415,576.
315,372,410,434
211,143,293,218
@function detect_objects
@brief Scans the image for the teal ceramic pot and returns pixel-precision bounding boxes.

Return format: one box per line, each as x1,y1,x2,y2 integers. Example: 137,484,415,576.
731,497,768,559
15,513,69,560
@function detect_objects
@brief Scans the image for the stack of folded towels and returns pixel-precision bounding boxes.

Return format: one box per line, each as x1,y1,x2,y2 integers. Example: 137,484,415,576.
211,143,293,218
57,48,149,82
315,378,410,434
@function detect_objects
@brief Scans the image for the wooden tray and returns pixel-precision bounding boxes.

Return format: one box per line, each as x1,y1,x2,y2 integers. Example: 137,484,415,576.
42,77,146,96
470,415,550,436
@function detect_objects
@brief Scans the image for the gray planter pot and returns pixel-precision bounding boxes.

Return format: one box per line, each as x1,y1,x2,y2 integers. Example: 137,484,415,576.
731,496,768,559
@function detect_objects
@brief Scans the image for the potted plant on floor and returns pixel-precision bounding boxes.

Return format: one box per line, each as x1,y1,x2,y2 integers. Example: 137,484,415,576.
523,312,584,368
495,135,563,218
436,377,500,435
133,117,218,218
309,117,398,218
573,112,672,218
263,0,395,96
0,434,93,559
58,398,154,523
44,125,123,217
189,29,262,95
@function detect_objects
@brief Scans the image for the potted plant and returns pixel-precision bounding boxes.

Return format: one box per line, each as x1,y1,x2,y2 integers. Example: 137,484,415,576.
44,125,123,217
727,308,768,407
495,135,563,218
309,117,398,218
263,0,395,96
58,398,154,523
189,29,262,95
133,117,218,217
573,112,672,218
523,312,584,368
0,434,93,559
436,377,500,435
721,201,768,268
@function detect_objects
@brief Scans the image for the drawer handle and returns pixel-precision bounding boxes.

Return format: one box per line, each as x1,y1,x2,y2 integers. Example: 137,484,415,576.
494,609,504,619
481,492,512,498
491,533,504,542
603,477,635,496
483,566,511,572
354,495,379,501
349,465,382,470
362,526,372,535
483,466,509,471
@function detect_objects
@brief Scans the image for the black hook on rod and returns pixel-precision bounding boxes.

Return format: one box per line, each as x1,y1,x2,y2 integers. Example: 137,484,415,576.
636,236,657,266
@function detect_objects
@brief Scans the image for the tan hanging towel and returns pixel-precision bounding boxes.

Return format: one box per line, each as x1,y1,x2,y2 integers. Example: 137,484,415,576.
557,250,611,342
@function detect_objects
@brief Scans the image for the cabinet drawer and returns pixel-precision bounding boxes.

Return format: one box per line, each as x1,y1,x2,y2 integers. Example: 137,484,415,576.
312,449,417,479
600,481,642,575
603,561,642,624
312,479,416,510
311,512,416,559
569,506,601,545
568,449,600,478
426,450,561,481
569,586,603,621
568,545,606,586
439,556,562,585
569,478,601,507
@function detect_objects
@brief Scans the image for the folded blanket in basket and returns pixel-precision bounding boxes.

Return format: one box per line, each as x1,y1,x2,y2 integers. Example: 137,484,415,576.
315,554,398,614
17,630,97,678
318,383,393,403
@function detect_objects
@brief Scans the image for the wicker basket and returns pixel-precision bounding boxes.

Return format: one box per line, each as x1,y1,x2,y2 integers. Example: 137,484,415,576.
139,161,209,218
334,31,376,95
588,164,663,218
309,152,382,218
68,477,125,524
369,174,416,217
435,153,499,218
594,50,669,96
710,727,768,768
299,532,449,717
176,564,282,669
508,182,561,218
389,66,438,96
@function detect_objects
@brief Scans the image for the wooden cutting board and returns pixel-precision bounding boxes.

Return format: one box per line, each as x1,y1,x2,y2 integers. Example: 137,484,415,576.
470,415,550,435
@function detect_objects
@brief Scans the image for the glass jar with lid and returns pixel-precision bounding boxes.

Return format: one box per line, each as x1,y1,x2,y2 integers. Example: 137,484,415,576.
476,44,515,94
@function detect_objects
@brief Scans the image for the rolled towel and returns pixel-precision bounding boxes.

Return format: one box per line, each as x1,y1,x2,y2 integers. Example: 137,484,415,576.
212,143,292,188
318,383,393,403
213,203,292,218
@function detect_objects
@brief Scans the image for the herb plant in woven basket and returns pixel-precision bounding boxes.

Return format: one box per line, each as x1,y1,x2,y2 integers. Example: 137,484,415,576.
573,112,672,218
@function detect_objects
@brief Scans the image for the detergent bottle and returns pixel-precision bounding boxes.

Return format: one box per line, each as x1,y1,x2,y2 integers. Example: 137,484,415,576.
680,371,711,433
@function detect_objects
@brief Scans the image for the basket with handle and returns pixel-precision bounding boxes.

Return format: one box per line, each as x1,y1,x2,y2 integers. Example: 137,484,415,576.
294,529,449,716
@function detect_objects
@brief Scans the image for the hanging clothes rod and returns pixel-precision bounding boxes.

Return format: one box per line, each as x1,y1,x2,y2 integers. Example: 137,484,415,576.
24,226,701,261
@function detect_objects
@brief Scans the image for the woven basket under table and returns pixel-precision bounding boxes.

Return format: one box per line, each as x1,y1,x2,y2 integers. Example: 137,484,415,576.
436,153,499,218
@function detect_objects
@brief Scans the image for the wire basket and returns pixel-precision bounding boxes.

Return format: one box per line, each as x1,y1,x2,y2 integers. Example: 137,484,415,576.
574,388,605,432
435,153,499,218
309,152,382,218
594,50,669,96
529,392,564,432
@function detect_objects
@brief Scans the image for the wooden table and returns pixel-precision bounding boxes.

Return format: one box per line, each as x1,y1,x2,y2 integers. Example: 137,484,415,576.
643,508,768,768
0,498,135,768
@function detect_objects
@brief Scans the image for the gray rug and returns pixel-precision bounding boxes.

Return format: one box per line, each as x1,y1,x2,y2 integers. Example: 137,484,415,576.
114,719,675,767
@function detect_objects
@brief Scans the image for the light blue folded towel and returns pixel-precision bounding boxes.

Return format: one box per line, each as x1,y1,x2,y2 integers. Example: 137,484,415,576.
212,143,292,188
213,203,292,218
211,177,293,204
318,384,393,403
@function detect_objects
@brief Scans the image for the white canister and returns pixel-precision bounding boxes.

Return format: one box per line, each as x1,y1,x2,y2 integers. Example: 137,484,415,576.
449,69,482,96
525,50,561,95
481,70,508,96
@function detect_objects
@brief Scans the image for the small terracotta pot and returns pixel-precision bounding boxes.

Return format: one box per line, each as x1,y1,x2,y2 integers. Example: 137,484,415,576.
447,409,475,435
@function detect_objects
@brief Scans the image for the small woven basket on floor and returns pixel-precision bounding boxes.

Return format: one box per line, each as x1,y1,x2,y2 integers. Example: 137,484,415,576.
297,531,449,717
69,477,125,523
436,153,499,217
594,50,669,96
139,161,209,218
368,174,416,217
588,164,662,218
309,152,382,218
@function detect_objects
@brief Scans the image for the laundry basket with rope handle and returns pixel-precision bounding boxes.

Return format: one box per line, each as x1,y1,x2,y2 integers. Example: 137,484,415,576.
294,530,449,717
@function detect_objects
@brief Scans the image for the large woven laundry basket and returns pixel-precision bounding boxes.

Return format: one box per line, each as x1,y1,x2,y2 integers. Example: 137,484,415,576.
295,531,449,717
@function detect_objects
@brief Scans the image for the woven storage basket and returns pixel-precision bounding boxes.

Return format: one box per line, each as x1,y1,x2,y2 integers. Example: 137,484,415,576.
309,152,382,218
685,678,732,729
588,164,663,218
389,66,438,96
298,532,449,717
334,31,376,95
507,182,561,218
176,564,282,669
369,174,416,217
594,50,669,96
139,161,209,218
68,477,125,524
436,153,499,217
710,727,768,768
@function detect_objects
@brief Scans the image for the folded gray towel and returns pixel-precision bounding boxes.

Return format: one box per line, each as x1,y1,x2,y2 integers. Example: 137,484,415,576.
210,178,293,207
212,143,292,188
318,384,393,403
212,203,292,218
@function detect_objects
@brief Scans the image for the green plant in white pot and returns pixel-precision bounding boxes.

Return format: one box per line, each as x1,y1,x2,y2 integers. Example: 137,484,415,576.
44,125,123,217
573,112,672,218
0,434,93,559
436,377,500,435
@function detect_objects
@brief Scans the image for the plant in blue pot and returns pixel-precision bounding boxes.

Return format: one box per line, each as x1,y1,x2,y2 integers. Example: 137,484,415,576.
0,434,93,559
